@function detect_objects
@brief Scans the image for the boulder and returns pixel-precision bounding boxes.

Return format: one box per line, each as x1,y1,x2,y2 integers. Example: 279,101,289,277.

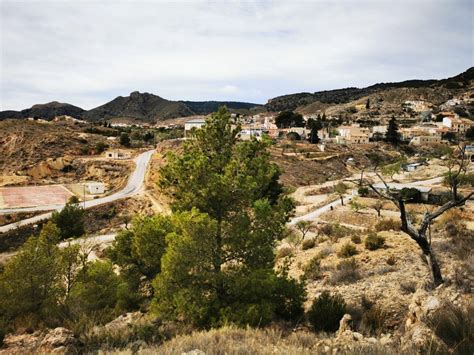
38,327,78,353
337,314,352,335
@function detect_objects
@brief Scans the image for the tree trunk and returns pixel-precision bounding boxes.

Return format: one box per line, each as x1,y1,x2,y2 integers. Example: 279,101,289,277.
423,246,444,287
340,196,344,206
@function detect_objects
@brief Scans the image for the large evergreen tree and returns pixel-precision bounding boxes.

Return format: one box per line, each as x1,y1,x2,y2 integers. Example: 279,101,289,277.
385,117,400,144
154,107,305,327
306,118,322,144
275,111,305,128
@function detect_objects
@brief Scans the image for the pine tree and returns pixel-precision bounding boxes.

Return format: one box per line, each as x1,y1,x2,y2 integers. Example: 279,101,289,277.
385,117,400,144
154,107,305,327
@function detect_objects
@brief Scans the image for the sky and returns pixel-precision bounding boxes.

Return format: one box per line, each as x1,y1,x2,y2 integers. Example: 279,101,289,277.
0,0,472,110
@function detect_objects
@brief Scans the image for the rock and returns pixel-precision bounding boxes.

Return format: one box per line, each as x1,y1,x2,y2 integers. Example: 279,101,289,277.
423,296,440,314
366,337,378,344
39,327,77,353
352,332,364,341
182,350,206,355
104,312,146,331
337,314,352,335
130,340,147,353
410,323,434,349
380,334,392,346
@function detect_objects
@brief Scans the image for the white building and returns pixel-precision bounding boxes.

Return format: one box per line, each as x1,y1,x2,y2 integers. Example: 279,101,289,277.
105,150,131,160
86,182,105,195
184,118,206,136
372,183,431,201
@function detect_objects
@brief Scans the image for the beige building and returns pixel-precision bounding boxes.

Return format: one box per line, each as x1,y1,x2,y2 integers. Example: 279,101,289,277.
337,125,370,144
409,135,441,146
443,117,474,134
104,150,131,160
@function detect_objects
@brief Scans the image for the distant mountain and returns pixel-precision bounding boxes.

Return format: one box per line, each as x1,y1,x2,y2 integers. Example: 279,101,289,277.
265,67,474,112
0,92,262,122
180,101,261,115
0,101,85,120
82,91,195,122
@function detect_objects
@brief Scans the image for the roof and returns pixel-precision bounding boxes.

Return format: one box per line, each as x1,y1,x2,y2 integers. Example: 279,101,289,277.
372,183,432,193
186,118,206,124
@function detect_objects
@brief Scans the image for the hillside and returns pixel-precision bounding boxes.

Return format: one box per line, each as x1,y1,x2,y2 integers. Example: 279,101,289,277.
266,67,474,112
0,101,85,120
180,100,262,115
82,91,194,122
0,92,262,123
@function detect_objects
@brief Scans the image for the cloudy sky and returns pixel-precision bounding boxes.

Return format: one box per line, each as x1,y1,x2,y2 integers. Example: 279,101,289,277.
0,0,472,110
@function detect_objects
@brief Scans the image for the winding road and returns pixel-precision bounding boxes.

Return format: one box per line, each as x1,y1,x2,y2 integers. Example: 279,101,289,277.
288,175,444,225
0,150,155,233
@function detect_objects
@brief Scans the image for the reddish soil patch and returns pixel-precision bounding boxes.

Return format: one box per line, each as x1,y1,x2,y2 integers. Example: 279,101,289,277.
0,185,72,208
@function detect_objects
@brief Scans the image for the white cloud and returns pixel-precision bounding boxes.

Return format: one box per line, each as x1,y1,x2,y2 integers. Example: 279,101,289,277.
0,0,472,110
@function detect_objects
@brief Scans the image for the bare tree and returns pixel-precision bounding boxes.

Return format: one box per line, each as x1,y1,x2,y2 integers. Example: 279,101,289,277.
334,182,348,206
295,220,313,242
372,200,384,218
365,145,472,286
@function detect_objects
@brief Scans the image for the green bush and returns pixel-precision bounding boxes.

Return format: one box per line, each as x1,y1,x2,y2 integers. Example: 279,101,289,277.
330,258,361,285
276,246,294,259
287,132,301,141
51,200,85,239
358,187,369,197
351,234,361,244
301,238,316,250
320,223,354,241
337,243,358,258
308,291,346,332
365,233,385,251
303,256,322,281
374,219,400,232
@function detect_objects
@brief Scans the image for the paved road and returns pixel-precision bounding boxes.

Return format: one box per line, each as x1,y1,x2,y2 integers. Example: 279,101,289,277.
0,150,155,233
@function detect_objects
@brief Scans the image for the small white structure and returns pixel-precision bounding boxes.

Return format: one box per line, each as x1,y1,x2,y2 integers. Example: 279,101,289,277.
239,128,264,140
86,182,105,195
465,145,474,162
404,163,422,172
105,150,131,160
372,183,432,201
184,118,206,135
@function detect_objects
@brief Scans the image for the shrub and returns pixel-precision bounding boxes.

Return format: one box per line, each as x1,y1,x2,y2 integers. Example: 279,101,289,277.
374,219,400,232
276,246,293,259
399,281,417,295
365,233,385,251
351,234,361,244
361,305,386,335
303,256,322,281
301,238,316,250
330,258,361,285
287,132,301,141
319,223,353,241
427,302,474,354
337,242,358,258
357,187,369,197
308,291,346,333
386,255,396,266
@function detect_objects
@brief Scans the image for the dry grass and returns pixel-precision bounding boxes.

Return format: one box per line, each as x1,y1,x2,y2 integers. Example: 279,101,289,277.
105,325,415,355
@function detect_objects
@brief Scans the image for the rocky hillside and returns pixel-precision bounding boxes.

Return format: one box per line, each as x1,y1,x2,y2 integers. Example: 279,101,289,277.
82,91,194,122
0,92,262,123
0,101,85,120
0,120,110,175
266,67,474,112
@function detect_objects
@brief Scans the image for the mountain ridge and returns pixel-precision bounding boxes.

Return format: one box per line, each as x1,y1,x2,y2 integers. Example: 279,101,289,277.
1,67,472,121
